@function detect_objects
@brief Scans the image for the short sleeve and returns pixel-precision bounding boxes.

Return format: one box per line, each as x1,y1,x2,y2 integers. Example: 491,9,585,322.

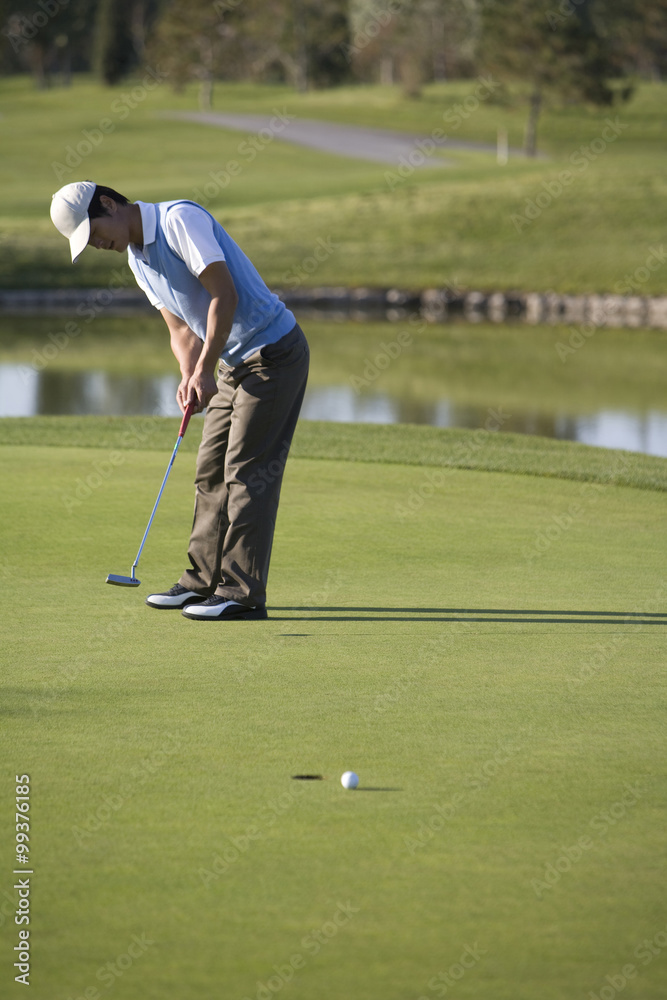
163,204,226,277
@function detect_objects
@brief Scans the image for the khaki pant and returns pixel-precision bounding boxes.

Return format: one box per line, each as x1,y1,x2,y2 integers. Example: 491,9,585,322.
179,323,309,607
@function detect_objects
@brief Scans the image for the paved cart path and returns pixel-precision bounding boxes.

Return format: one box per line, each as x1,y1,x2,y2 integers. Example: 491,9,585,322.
159,110,507,167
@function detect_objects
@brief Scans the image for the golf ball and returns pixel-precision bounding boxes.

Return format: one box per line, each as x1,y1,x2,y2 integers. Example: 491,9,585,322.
341,771,359,790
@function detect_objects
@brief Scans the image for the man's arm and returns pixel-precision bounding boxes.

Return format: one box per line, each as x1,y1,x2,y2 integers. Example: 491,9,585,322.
188,261,238,412
159,307,204,414
160,260,238,414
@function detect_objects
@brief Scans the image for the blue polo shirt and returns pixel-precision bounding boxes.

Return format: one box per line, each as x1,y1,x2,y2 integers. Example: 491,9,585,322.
127,200,296,368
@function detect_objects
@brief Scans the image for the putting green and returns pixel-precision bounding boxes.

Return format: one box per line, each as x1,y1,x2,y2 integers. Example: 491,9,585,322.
0,421,665,1000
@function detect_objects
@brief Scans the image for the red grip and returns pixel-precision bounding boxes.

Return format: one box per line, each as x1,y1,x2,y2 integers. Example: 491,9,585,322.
178,402,195,438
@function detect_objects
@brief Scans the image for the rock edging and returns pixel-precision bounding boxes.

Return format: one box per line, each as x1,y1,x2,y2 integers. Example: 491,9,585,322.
1,286,665,329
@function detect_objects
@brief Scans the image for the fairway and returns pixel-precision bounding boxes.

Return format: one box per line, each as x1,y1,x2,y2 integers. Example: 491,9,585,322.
2,76,667,294
1,420,665,999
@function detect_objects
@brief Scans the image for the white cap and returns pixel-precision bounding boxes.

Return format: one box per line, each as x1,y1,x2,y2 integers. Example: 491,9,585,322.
50,181,97,263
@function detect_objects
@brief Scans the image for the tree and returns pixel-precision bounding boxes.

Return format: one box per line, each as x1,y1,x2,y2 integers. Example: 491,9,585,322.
222,0,351,91
149,0,351,101
348,0,481,95
301,0,351,89
481,0,632,155
1,0,100,86
95,0,163,85
615,0,667,79
148,0,245,108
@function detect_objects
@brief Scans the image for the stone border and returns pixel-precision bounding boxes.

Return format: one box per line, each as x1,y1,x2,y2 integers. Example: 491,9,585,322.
1,286,666,328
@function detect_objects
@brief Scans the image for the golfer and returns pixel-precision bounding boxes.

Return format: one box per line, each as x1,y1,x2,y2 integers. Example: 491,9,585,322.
50,181,309,621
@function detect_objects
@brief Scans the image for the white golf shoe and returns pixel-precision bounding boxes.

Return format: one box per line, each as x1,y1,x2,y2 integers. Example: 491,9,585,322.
145,583,208,609
181,596,268,621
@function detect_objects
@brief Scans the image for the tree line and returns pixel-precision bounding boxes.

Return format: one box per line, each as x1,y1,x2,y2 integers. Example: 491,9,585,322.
2,0,666,152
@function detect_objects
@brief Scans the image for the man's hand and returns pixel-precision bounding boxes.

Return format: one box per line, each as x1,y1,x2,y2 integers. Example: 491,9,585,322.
177,376,192,413
184,371,218,413
159,262,238,415
162,308,204,414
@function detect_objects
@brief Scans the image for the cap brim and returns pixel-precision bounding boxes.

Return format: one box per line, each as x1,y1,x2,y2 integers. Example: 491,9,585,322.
69,216,90,263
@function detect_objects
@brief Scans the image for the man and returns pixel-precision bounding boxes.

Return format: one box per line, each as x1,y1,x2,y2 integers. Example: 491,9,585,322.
50,181,309,621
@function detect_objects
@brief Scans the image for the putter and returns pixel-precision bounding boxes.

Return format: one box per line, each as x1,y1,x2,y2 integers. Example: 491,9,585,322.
106,402,195,588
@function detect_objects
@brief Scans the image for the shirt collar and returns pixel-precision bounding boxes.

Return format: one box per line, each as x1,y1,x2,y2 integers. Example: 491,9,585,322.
129,201,157,262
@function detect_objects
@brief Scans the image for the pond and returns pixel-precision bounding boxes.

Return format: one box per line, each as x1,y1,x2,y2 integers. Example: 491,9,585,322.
1,363,666,458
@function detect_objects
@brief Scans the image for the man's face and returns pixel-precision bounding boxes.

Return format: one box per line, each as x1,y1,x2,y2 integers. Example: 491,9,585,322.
87,204,130,253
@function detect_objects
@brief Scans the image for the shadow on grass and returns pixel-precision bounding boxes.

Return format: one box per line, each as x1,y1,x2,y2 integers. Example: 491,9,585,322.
290,776,402,791
270,607,667,624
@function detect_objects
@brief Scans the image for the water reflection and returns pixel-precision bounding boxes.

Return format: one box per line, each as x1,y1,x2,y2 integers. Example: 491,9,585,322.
1,364,666,457
0,365,180,418
299,386,667,457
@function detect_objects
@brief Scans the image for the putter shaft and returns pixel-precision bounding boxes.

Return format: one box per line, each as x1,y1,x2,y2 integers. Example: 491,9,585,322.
106,403,195,587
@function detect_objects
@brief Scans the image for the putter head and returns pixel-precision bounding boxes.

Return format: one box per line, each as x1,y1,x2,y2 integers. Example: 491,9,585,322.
106,574,141,588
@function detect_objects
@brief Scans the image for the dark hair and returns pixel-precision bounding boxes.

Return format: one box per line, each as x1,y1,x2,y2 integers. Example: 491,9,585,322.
87,184,130,219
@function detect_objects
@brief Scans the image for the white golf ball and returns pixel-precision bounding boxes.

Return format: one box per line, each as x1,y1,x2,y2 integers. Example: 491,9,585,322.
341,771,359,790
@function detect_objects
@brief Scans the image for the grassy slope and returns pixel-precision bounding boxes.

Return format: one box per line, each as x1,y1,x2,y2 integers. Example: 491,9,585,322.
0,76,666,292
0,426,665,1000
0,417,666,492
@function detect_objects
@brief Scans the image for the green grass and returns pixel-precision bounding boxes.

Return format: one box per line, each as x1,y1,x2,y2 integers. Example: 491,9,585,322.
184,76,667,152
1,75,666,292
1,416,666,492
1,419,666,999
